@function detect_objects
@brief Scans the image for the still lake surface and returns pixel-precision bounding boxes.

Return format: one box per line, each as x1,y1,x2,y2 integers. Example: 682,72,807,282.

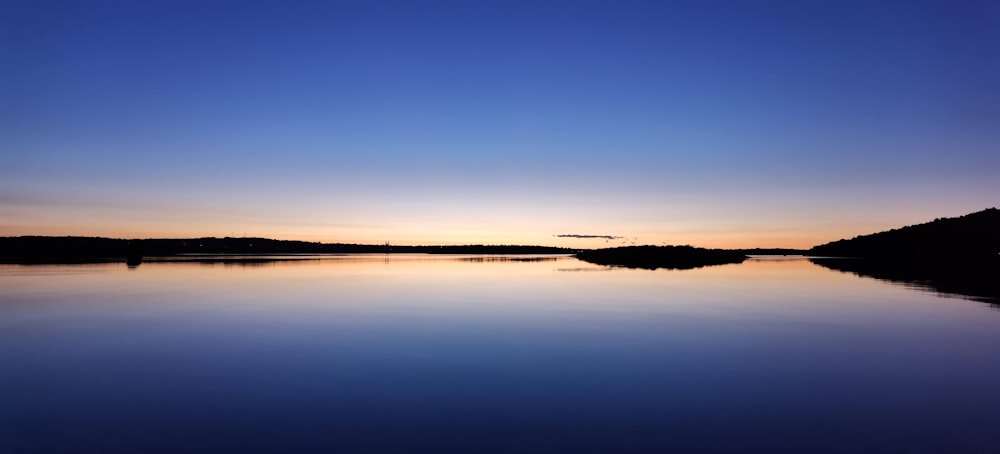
3,255,999,453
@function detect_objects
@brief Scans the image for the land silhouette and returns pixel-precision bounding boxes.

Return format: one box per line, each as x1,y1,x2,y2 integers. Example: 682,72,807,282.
0,237,574,264
808,207,1000,303
575,245,748,270
2,209,997,294
809,208,1000,262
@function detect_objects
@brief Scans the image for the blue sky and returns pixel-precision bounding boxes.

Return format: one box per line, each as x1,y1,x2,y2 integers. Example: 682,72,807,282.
2,0,998,248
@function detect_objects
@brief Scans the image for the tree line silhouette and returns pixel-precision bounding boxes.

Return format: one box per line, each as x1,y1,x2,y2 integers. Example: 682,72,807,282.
575,245,747,270
0,236,575,263
809,208,1000,262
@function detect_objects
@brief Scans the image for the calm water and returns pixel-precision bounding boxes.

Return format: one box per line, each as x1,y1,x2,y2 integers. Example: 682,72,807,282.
2,255,1000,453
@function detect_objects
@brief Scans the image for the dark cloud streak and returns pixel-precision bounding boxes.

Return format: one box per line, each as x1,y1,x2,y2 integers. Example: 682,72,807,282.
556,234,623,240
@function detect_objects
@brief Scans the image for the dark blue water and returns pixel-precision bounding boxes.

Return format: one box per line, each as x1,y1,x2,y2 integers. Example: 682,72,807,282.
3,256,999,452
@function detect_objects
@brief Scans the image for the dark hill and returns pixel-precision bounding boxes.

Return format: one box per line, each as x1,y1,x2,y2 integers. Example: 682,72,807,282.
809,208,1000,262
575,245,747,270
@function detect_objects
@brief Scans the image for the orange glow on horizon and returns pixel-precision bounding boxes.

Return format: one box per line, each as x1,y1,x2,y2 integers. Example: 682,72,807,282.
0,221,851,250
3,202,987,250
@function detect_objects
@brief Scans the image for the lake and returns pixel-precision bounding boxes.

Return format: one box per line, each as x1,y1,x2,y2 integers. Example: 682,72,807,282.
3,255,999,453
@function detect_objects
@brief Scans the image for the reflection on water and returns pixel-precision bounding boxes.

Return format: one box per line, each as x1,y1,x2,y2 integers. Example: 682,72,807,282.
3,256,1000,453
458,256,565,263
556,266,617,272
811,257,1000,306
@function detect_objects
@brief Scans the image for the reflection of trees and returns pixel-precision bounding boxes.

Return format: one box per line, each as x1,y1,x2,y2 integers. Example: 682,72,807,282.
557,267,617,272
810,258,1000,307
459,256,562,263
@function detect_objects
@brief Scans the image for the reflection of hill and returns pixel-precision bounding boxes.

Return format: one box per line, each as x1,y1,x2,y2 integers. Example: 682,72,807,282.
811,258,1000,306
575,246,746,270
810,208,1000,261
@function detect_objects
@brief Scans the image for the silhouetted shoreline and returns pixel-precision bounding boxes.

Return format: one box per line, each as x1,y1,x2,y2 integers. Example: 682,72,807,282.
0,236,577,264
0,236,809,270
576,245,748,270
810,208,999,262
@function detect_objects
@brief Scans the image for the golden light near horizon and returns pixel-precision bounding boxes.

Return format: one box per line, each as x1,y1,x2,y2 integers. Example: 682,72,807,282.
2,200,987,251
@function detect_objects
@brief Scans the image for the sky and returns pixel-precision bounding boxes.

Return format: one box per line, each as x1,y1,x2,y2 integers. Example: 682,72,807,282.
2,0,998,249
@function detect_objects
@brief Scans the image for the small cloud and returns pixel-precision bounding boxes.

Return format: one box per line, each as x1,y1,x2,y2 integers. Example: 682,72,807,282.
555,234,624,240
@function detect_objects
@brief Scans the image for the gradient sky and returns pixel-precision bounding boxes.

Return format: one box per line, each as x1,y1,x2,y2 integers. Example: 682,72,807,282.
2,0,998,248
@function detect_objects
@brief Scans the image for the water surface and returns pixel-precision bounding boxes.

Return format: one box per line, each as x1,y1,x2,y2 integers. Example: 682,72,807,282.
3,256,999,452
